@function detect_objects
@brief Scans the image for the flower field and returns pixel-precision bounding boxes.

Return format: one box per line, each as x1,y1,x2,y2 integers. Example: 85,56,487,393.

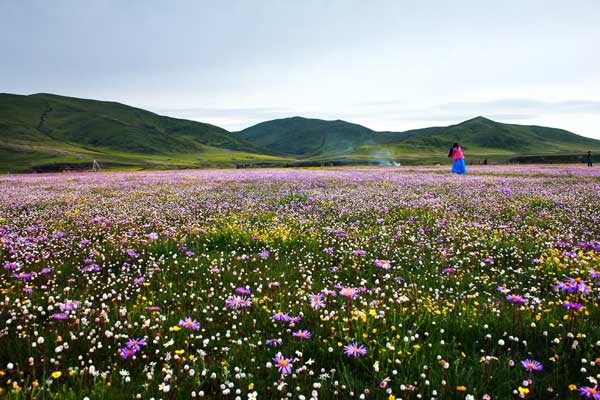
1,166,599,399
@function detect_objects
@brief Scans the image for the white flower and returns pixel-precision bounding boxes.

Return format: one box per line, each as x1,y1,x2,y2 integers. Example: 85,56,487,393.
159,382,170,393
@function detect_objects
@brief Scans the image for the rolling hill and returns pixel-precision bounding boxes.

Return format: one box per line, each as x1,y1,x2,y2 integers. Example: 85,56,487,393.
1,92,599,172
236,116,600,164
0,93,287,172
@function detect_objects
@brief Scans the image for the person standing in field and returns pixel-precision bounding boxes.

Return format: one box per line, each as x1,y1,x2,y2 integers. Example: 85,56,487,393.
448,143,466,174
587,151,593,167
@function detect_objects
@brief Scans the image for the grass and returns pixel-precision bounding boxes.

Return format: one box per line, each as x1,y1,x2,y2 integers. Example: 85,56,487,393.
0,167,599,398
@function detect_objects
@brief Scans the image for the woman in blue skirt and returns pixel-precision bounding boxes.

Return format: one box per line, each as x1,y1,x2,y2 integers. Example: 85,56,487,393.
448,143,466,174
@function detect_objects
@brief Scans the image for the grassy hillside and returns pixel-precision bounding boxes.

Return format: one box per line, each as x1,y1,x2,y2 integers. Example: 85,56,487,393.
2,92,599,172
0,93,288,172
235,116,376,156
237,116,600,164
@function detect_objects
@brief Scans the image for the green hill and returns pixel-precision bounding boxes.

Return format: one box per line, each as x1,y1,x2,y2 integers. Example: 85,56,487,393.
236,116,600,164
235,116,376,156
2,92,599,172
0,93,286,172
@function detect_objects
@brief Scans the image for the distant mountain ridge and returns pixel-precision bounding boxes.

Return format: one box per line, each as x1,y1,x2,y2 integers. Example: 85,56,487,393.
1,92,599,172
235,115,600,162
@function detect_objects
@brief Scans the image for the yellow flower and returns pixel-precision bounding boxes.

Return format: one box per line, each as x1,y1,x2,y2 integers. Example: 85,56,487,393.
388,395,396,400
51,371,62,379
175,349,185,355
456,386,467,392
172,326,181,332
569,384,577,391
248,383,254,390
518,387,529,394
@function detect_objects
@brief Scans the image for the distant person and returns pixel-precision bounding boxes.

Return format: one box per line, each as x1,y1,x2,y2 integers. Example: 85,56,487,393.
448,143,466,174
587,151,593,167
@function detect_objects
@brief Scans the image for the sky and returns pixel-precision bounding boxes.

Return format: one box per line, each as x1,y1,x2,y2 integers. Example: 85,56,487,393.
1,0,600,138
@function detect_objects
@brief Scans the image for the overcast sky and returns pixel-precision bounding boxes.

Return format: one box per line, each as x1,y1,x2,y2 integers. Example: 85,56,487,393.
1,0,599,138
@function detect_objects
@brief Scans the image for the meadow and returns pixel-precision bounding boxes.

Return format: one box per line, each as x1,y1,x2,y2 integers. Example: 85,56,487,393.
0,166,599,399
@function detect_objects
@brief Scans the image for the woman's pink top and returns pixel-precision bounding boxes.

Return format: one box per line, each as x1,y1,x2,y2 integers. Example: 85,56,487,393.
452,147,464,160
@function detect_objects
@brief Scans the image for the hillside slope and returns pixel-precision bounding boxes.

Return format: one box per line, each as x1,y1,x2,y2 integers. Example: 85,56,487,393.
235,116,376,156
237,116,600,163
0,93,284,172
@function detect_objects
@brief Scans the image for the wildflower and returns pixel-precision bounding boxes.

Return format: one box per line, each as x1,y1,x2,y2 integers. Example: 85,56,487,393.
235,287,251,296
521,359,543,371
259,249,270,259
179,317,201,330
51,371,61,379
343,342,367,357
563,301,583,310
506,294,527,304
120,347,136,359
309,293,325,309
59,300,81,312
272,311,291,322
126,338,146,351
266,338,283,346
272,352,292,375
339,287,358,299
292,330,311,340
375,259,391,269
578,385,599,398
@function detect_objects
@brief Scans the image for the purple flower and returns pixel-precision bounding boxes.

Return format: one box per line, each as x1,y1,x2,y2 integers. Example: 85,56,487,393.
134,277,145,285
272,311,291,322
309,293,325,310
520,359,543,371
289,316,302,325
126,249,140,259
179,317,200,330
81,263,101,272
145,306,161,311
374,259,391,270
51,313,68,320
272,352,292,375
126,338,147,351
292,330,311,340
323,247,334,255
563,301,583,310
3,262,18,270
120,346,136,359
225,295,252,309
12,272,32,281
259,249,270,259
578,385,600,399
506,294,527,304
343,342,367,357
352,249,366,256
442,267,455,274
235,287,251,295
266,338,283,346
